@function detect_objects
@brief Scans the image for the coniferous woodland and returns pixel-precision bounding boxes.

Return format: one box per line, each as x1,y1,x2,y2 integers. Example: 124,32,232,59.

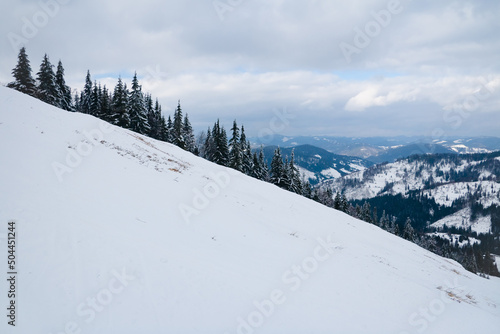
6,48,499,278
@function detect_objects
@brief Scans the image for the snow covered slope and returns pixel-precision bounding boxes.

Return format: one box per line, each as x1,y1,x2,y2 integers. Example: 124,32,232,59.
1,86,500,333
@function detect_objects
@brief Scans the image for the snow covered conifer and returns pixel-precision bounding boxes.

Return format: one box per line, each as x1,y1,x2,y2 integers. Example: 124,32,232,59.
111,77,130,128
55,60,73,111
228,120,242,171
128,72,150,135
7,47,36,97
36,54,60,106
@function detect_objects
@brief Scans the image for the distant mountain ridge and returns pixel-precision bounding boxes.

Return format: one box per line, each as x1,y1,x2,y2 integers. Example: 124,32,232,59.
258,144,374,184
250,135,500,162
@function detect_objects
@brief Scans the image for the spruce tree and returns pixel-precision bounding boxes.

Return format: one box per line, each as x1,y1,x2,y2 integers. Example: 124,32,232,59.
80,70,93,114
288,149,303,194
211,120,229,166
172,101,185,149
111,77,130,128
90,81,101,117
203,126,215,161
36,54,59,106
270,147,286,188
145,94,158,139
99,85,112,122
183,113,196,153
128,72,150,135
334,192,342,210
228,120,242,171
403,218,415,241
7,47,36,97
165,115,174,143
240,125,253,175
55,60,72,111
258,147,269,181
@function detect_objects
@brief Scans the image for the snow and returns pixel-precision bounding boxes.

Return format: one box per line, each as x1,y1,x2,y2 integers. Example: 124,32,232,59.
1,86,500,333
320,167,341,179
314,154,321,159
431,208,492,234
349,163,366,171
297,166,316,182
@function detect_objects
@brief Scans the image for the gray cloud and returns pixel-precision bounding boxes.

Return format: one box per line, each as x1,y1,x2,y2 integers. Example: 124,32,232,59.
1,0,499,137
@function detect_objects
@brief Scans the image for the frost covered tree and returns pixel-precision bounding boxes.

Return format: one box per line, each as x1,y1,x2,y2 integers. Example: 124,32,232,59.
172,101,185,149
111,77,130,128
270,147,286,188
228,120,242,171
79,70,93,114
7,47,36,97
128,72,150,135
288,150,303,194
55,60,73,111
403,218,415,241
182,113,196,153
36,54,60,106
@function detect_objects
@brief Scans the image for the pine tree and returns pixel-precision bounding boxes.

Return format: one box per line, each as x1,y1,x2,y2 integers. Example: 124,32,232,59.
183,113,196,153
334,192,342,210
36,54,60,106
270,147,286,188
172,101,185,149
211,120,229,166
7,47,36,97
165,115,174,143
340,194,349,213
145,95,158,139
111,77,130,128
80,70,93,114
228,120,242,171
403,218,415,241
288,149,303,194
128,72,150,135
203,126,215,161
90,81,101,117
99,85,112,122
240,125,253,174
257,147,269,181
55,60,72,111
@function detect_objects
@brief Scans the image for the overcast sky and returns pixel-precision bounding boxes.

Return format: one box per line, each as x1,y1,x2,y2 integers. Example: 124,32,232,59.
1,0,499,138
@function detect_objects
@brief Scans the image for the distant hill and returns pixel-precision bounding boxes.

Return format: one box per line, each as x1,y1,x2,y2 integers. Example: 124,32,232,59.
258,144,374,184
367,143,456,164
250,135,500,161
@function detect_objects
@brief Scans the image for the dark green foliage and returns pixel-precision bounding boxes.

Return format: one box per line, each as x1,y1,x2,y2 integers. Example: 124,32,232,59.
7,47,36,97
55,60,73,111
128,72,150,135
111,77,130,128
36,54,59,106
228,120,242,171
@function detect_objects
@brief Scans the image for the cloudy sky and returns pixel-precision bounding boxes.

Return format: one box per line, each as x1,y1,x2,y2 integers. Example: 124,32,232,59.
1,0,499,138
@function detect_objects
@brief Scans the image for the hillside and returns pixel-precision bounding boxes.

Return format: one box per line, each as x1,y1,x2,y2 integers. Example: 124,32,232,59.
1,86,500,333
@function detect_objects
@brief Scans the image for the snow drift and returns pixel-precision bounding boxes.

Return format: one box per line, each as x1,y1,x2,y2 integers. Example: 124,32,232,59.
1,86,500,333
